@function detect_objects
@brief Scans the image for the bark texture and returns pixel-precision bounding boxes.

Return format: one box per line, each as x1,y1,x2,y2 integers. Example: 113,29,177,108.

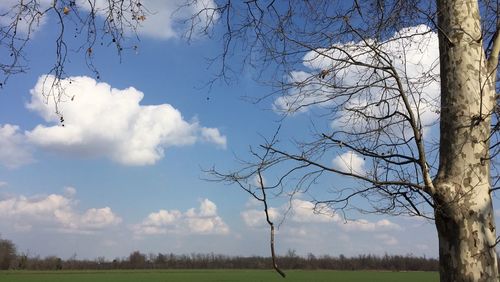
435,0,498,281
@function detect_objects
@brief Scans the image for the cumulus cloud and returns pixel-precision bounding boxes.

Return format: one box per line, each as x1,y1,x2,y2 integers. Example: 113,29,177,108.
133,199,229,236
79,207,121,229
242,198,399,233
0,124,34,168
332,151,366,175
25,75,226,166
0,188,121,233
274,25,440,137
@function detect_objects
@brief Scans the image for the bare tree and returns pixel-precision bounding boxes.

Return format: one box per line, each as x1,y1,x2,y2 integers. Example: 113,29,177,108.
0,0,146,115
195,1,500,281
128,251,147,269
0,237,17,270
1,0,500,281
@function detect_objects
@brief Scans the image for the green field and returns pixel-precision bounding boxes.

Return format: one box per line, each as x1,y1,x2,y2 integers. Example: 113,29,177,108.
0,269,438,282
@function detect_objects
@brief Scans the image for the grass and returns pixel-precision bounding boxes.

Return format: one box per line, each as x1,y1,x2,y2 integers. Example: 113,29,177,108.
0,269,438,282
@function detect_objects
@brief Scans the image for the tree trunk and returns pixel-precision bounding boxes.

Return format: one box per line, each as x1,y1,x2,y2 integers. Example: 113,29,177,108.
434,199,498,281
435,0,499,281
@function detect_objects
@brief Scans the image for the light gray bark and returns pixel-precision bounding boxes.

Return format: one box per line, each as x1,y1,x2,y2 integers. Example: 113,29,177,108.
434,0,499,280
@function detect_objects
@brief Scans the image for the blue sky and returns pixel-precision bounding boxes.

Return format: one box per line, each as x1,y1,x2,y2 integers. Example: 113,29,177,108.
0,0,483,260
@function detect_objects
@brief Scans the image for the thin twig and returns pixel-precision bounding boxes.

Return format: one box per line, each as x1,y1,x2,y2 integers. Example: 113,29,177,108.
257,152,285,277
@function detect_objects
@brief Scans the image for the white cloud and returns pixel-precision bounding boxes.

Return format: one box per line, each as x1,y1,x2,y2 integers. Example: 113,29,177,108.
198,198,217,217
0,0,51,35
63,186,77,197
0,188,121,233
332,151,366,175
135,0,218,39
340,219,401,232
289,199,340,223
80,207,122,229
251,174,270,189
242,198,400,234
241,208,280,228
25,75,226,166
74,0,177,39
0,124,34,168
286,226,310,238
133,199,229,236
200,128,227,149
0,0,217,40
275,25,440,138
144,209,182,227
76,0,218,40
0,181,7,188
375,234,399,246
273,71,325,113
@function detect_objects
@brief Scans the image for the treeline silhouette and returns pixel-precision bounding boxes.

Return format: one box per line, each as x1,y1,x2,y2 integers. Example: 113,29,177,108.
1,236,440,271
6,251,440,271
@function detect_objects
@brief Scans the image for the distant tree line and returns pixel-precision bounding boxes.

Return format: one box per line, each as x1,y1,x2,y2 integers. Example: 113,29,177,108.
0,237,440,271
5,252,440,272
